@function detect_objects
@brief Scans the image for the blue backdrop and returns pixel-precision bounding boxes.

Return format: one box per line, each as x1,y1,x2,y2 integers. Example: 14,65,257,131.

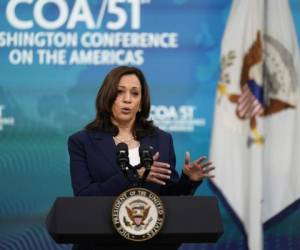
0,0,299,249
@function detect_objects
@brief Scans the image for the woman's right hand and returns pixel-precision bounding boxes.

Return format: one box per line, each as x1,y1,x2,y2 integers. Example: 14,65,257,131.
138,152,172,185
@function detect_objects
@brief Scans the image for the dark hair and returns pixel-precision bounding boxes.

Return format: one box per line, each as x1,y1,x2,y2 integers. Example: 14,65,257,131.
85,66,156,139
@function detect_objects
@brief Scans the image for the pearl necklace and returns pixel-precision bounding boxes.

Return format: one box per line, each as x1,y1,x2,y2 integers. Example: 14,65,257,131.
113,136,135,144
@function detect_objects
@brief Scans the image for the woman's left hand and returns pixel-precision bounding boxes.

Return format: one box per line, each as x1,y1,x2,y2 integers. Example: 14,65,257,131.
183,152,215,182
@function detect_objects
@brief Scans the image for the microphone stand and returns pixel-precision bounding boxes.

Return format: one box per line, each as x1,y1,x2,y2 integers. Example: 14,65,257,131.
121,163,143,188
118,159,151,188
132,164,151,187
121,164,151,188
131,165,140,187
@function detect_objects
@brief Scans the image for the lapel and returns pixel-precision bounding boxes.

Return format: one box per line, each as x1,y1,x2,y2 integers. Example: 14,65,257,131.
141,133,159,155
89,131,118,170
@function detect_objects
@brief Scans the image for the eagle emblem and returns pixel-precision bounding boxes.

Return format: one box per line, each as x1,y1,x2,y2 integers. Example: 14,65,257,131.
112,188,165,241
218,30,297,146
124,199,152,231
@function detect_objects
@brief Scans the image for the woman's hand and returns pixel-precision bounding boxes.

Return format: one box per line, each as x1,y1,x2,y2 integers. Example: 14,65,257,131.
137,152,172,185
183,152,215,182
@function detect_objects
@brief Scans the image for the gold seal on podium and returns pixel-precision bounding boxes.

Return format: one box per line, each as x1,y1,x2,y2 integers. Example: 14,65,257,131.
112,188,165,242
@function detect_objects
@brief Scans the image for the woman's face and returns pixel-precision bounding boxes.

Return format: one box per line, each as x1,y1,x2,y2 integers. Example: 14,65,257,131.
111,74,142,127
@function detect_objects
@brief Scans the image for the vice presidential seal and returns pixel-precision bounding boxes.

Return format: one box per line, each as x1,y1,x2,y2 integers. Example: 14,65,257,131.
112,188,165,241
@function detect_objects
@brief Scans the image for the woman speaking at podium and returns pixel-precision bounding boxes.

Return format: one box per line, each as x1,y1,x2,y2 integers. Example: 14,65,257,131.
68,66,214,197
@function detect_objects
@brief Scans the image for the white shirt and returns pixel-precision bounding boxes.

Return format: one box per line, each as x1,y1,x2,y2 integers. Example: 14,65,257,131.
128,146,140,167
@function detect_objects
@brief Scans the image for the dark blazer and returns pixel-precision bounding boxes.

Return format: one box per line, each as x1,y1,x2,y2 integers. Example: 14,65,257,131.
68,128,200,196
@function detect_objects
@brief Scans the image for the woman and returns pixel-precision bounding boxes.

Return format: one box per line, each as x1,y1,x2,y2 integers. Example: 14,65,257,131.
68,66,214,196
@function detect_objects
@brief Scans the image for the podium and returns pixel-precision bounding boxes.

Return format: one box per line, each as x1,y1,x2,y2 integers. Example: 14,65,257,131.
46,196,223,250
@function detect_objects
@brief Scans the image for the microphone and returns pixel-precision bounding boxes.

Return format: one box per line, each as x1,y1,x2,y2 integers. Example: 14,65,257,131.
139,144,154,182
116,143,130,177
